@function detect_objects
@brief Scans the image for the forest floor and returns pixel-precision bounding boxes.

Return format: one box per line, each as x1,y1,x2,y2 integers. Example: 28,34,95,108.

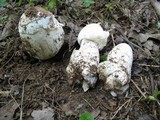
0,0,160,120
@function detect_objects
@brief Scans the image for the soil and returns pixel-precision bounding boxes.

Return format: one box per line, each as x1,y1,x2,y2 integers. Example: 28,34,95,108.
0,0,160,120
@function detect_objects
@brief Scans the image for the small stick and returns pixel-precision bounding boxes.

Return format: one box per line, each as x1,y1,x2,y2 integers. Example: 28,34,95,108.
83,98,94,110
111,97,132,119
138,64,160,68
20,75,30,120
131,79,147,99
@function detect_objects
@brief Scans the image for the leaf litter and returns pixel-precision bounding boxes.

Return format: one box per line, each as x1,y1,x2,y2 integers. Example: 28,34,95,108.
0,0,160,120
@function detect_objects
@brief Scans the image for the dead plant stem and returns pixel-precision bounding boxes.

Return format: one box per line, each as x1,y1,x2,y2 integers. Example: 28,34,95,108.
20,75,30,120
131,79,147,99
111,97,132,119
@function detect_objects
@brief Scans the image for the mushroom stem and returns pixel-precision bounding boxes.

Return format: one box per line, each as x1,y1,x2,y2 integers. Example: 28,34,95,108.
98,43,133,93
66,39,99,91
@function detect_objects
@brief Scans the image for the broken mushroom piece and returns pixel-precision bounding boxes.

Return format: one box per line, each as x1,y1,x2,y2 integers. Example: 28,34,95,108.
18,6,64,60
98,43,133,93
78,23,110,50
66,39,99,92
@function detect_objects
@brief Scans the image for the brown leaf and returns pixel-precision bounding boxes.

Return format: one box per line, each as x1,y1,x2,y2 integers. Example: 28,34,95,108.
0,100,19,120
31,107,55,120
61,103,75,116
151,0,160,17
0,14,19,41
91,108,101,118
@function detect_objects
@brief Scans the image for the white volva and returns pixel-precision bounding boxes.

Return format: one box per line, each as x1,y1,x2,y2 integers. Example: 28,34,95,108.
98,43,133,92
18,6,64,60
66,39,99,92
78,23,109,50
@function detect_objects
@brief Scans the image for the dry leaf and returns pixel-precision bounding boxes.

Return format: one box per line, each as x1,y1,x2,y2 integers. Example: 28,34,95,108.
91,108,100,118
61,103,75,116
0,100,19,120
31,107,55,120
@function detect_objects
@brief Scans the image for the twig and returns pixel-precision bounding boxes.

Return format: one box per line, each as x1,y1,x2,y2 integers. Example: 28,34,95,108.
1,53,14,68
111,32,115,47
20,75,30,120
138,64,160,68
148,69,155,94
111,97,132,119
10,93,21,110
131,79,147,99
83,98,94,110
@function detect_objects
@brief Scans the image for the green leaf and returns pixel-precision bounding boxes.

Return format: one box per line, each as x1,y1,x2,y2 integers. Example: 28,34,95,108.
153,89,160,98
84,8,91,14
18,0,23,6
148,96,157,101
47,0,56,9
105,3,116,11
81,0,94,7
79,112,94,120
100,55,107,61
0,0,8,7
0,15,8,23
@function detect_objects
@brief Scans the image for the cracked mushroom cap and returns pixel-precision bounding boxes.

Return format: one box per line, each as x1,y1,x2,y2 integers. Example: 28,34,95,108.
18,6,64,60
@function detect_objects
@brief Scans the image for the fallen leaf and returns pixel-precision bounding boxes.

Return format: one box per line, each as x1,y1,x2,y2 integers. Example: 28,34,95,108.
91,108,100,118
97,111,107,120
31,107,55,120
0,90,10,97
153,43,159,52
137,114,155,120
151,0,160,17
143,40,153,50
128,31,149,43
61,103,75,116
129,30,160,43
0,100,19,120
0,14,18,41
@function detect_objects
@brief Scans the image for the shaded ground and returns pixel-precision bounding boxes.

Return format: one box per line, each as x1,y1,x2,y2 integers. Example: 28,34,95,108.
0,0,160,120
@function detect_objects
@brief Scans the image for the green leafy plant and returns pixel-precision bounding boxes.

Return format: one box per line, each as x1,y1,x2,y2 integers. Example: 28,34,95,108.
0,0,8,7
47,0,57,10
147,89,160,105
18,0,57,10
18,0,40,6
81,0,94,7
100,54,107,61
18,0,23,6
105,3,117,11
0,15,8,24
79,112,94,120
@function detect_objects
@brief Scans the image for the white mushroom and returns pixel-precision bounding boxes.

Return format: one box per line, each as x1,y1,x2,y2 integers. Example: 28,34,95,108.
98,43,133,92
78,23,110,50
66,39,99,92
18,6,64,60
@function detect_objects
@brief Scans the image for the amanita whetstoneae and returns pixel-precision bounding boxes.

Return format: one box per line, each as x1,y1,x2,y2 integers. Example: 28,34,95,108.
78,23,110,50
18,6,64,60
98,43,133,93
66,23,110,92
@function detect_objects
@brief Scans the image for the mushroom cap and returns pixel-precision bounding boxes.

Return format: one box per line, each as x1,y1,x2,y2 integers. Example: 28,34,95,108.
18,6,64,60
77,23,109,50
